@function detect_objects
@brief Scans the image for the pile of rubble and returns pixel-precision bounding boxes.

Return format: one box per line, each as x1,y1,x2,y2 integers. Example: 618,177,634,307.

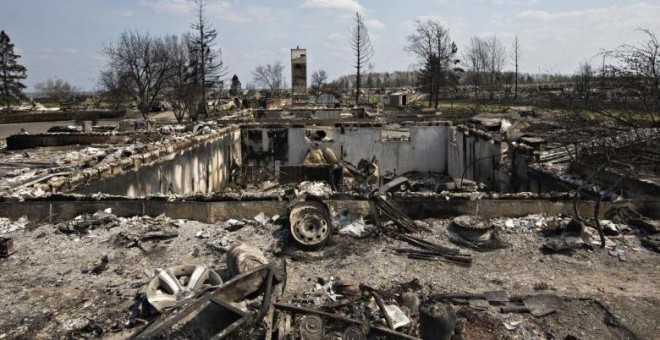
0,125,238,199
0,188,658,338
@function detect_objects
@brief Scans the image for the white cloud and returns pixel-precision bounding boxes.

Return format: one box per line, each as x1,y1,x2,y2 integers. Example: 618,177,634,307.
513,3,660,25
300,0,362,13
109,9,135,17
492,0,540,6
141,0,195,15
503,3,660,73
366,19,385,31
238,6,277,23
142,0,277,23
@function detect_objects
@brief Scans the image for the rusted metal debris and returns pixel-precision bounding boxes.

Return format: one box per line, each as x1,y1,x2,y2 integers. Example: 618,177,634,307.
384,225,472,266
432,290,510,304
542,218,591,253
213,264,281,303
500,294,561,317
273,302,422,340
369,194,429,233
279,165,343,191
132,294,250,339
360,284,395,330
133,264,279,339
299,315,324,340
288,197,332,249
368,193,473,266
0,237,16,257
432,290,559,318
419,301,456,340
378,176,411,195
448,215,510,251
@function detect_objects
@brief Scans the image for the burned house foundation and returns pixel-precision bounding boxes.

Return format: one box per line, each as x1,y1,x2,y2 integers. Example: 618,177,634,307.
0,120,658,339
3,120,646,222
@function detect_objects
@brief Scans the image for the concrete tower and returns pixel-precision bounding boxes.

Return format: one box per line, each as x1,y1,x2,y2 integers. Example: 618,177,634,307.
291,46,307,105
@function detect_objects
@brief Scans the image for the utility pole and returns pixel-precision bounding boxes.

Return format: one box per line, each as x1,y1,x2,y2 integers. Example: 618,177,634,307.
512,36,520,100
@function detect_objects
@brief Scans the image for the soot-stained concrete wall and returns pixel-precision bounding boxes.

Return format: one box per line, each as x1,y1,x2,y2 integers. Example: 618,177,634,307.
447,127,509,191
2,198,655,224
244,124,509,188
243,124,511,183
243,123,530,192
325,125,449,174
268,125,449,175
76,129,241,197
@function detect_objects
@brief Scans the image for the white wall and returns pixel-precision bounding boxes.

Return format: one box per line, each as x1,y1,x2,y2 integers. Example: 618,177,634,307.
77,130,242,197
286,125,449,175
448,128,508,190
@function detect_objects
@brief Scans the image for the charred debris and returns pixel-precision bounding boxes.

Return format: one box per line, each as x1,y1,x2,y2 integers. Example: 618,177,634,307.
0,110,658,339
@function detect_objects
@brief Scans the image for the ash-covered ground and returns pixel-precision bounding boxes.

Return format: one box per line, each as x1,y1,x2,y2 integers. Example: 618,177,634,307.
0,210,658,339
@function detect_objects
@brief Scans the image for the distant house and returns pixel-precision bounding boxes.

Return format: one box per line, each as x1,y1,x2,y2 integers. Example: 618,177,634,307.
381,92,407,106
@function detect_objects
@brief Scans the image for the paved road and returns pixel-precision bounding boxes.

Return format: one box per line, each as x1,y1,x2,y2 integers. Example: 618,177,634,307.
0,120,120,140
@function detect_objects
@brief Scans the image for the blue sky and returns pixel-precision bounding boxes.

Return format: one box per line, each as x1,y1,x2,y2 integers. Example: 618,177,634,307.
1,0,659,91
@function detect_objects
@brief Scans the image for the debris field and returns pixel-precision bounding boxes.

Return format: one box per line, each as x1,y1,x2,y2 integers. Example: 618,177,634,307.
0,204,658,339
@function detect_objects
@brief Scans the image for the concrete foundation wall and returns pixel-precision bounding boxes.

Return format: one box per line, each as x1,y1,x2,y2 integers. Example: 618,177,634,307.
244,124,512,187
76,130,241,197
287,125,449,175
569,162,660,200
448,127,509,190
1,198,655,224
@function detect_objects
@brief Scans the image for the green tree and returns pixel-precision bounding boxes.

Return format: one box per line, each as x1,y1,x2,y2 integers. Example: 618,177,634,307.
229,74,241,97
0,30,28,112
406,20,459,109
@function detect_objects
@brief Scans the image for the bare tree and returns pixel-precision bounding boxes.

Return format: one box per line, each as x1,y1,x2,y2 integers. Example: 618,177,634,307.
349,12,373,106
511,36,521,100
551,30,660,226
406,20,458,109
311,69,328,95
611,28,659,115
462,37,488,99
485,35,507,100
98,68,131,112
189,0,227,117
104,30,174,119
574,60,594,104
163,34,200,123
252,62,284,96
34,77,78,103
